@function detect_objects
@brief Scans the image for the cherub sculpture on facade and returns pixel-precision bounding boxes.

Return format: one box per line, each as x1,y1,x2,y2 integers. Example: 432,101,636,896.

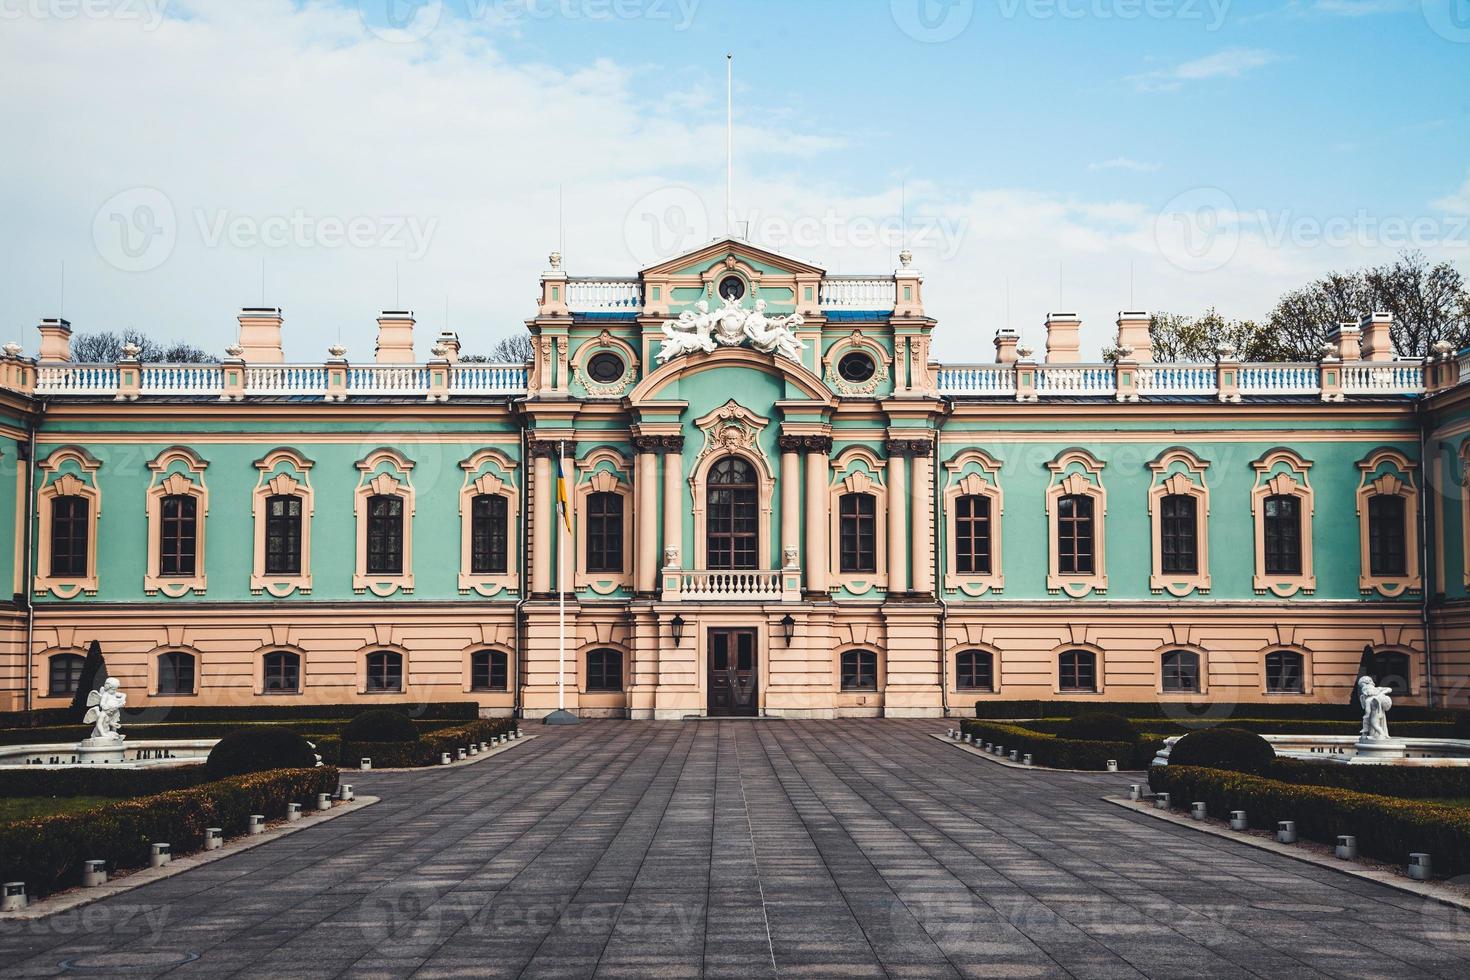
658,297,806,365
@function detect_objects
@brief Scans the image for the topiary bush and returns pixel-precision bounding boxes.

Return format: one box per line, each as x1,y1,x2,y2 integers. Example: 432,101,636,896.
340,709,419,744
206,726,319,779
1167,727,1275,775
1058,711,1137,743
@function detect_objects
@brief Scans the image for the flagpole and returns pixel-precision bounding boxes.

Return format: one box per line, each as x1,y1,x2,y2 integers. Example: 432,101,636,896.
558,440,566,713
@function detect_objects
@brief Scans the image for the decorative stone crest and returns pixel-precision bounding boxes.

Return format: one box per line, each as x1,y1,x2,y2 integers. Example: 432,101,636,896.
657,297,806,365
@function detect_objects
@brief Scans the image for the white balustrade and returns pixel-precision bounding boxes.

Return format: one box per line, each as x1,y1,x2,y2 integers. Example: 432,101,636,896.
1136,364,1217,397
245,365,329,396
346,365,430,395
450,363,528,394
1035,364,1116,397
36,364,119,395
565,279,642,312
668,569,785,601
1342,361,1424,396
139,364,224,396
1238,363,1320,395
819,277,895,311
935,365,1017,396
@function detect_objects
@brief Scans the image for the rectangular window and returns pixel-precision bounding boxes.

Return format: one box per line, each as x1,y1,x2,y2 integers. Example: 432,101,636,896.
586,649,623,692
839,494,877,574
1368,494,1406,577
159,495,198,578
471,494,509,575
1160,494,1198,575
586,492,624,574
50,496,89,578
472,652,508,692
366,495,404,575
1263,495,1301,576
1056,495,1094,576
1059,653,1096,693
955,494,992,576
265,495,302,576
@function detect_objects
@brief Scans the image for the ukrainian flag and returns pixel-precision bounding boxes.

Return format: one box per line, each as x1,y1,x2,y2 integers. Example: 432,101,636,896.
555,451,572,533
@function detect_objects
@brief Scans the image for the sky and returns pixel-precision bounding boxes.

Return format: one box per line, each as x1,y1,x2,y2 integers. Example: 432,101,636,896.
0,0,1466,361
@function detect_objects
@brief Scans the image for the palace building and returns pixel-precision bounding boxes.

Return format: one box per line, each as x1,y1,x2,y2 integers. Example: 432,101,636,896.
2,237,1469,718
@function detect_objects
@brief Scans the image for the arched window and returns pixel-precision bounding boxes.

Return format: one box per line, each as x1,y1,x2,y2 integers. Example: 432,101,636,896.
1159,495,1198,576
366,650,403,693
1263,495,1301,576
840,650,878,691
1367,495,1406,578
1265,650,1305,694
264,494,303,576
50,497,89,578
586,649,623,693
956,650,994,692
1056,495,1094,575
1369,650,1410,697
706,457,758,571
48,653,85,697
470,494,509,575
159,494,198,577
366,495,404,575
954,494,992,575
1160,650,1200,694
263,651,301,694
585,492,625,573
158,651,196,695
838,493,877,574
1058,650,1097,693
472,649,509,692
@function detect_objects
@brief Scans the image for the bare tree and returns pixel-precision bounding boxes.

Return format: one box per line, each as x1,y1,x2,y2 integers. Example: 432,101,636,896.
461,333,534,363
1142,309,1286,362
70,329,217,363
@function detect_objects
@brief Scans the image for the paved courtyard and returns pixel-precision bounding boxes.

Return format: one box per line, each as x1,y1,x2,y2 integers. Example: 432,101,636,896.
3,720,1470,979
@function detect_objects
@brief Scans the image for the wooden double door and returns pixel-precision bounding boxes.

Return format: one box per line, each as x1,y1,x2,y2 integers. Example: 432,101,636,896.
707,628,758,717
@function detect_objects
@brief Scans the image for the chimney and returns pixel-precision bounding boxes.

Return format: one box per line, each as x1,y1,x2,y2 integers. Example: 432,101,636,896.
1330,322,1361,362
993,329,1019,364
237,308,284,363
37,318,72,362
1360,312,1393,362
1044,313,1082,364
375,310,415,363
1116,311,1153,363
435,331,461,364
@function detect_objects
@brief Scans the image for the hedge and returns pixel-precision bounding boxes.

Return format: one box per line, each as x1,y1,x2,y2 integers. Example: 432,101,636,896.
1020,718,1456,739
1266,759,1470,801
0,766,339,898
0,717,471,747
339,717,517,768
974,700,1460,724
0,765,211,800
1148,765,1470,877
961,720,1161,770
0,701,480,730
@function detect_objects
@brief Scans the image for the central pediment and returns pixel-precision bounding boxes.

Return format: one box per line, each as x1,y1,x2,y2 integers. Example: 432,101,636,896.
639,238,826,279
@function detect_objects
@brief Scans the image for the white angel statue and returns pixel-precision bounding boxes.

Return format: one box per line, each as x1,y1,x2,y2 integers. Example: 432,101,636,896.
1357,674,1392,742
84,677,127,742
657,300,717,364
743,300,806,362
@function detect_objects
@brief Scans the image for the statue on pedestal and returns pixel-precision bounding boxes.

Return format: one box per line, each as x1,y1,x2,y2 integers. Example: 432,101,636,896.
83,678,127,742
1357,674,1392,742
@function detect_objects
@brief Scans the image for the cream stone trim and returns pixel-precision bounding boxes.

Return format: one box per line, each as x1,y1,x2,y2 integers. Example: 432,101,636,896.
1250,448,1315,598
250,449,314,598
822,330,893,396
144,447,209,598
689,401,775,570
942,449,1004,597
1146,448,1211,597
1154,643,1209,696
1052,642,1106,695
828,446,888,596
575,448,633,595
570,329,640,398
34,446,102,599
458,448,520,598
1355,448,1421,597
253,644,306,696
1044,449,1107,597
1260,644,1313,696
462,644,515,693
358,643,410,695
353,448,415,597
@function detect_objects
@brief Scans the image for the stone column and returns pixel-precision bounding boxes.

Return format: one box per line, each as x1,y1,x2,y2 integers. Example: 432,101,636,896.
635,438,659,594
886,440,910,594
803,436,832,595
661,437,684,571
910,438,935,595
529,440,556,594
778,436,803,571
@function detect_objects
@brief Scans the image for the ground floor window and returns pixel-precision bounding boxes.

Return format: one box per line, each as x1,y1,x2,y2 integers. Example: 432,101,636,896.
158,651,196,695
472,649,509,692
1265,650,1304,694
1160,650,1200,694
1058,650,1097,693
586,649,623,692
956,650,994,692
263,651,301,693
840,649,878,691
366,651,404,693
48,653,85,697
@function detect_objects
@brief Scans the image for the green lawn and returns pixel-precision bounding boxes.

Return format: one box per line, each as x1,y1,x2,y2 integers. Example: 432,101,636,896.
0,796,113,824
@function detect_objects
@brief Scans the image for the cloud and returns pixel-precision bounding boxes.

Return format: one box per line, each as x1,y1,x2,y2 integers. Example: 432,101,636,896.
1434,174,1470,215
1088,158,1162,174
1130,48,1278,93
1310,0,1416,14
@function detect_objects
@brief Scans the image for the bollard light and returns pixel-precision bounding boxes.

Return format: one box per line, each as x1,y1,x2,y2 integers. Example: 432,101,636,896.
286,803,302,823
441,752,452,765
1191,802,1207,821
1230,810,1248,831
1022,753,1033,766
316,793,332,812
1277,821,1297,844
458,747,468,760
469,744,479,756
1336,835,1358,860
1409,853,1432,881
994,745,1004,756
150,843,171,868
1128,784,1142,801
340,784,354,802
1009,750,1018,762
1106,760,1118,773
1153,792,1170,810
480,741,489,752
249,814,265,836
205,828,223,851
82,860,107,887
360,758,372,771
1,882,26,912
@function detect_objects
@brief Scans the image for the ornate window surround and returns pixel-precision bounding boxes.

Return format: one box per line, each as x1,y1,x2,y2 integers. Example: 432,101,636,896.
688,400,776,570
253,643,307,696
458,448,520,597
942,449,1004,597
831,644,885,695
462,644,514,694
357,643,410,695
147,645,201,697
951,644,1001,695
570,329,641,398
353,448,415,597
34,446,102,599
1260,644,1313,696
1146,447,1211,597
1044,449,1107,597
251,448,314,598
827,446,887,596
1154,644,1209,697
145,447,209,598
1355,447,1421,597
821,329,892,397
1052,643,1105,696
1249,448,1315,597
575,447,634,594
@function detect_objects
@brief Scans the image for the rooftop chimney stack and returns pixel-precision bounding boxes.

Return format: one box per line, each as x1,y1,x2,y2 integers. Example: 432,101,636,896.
994,329,1019,365
1360,312,1393,362
37,318,72,362
435,331,461,364
375,311,415,364
1330,322,1361,362
236,308,285,363
1044,313,1082,364
1116,311,1153,363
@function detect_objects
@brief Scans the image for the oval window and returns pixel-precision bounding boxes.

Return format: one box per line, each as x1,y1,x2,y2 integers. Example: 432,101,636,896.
837,351,877,383
586,352,625,384
718,276,745,301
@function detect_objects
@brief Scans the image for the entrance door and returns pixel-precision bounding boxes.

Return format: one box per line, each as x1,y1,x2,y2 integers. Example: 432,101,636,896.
708,628,758,717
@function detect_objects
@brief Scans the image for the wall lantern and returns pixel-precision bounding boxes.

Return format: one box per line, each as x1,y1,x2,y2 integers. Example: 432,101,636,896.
780,614,796,645
670,614,685,645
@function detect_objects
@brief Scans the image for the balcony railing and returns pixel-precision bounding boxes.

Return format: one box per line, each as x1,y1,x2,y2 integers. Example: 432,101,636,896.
1035,364,1116,397
566,279,642,313
662,567,801,602
819,277,895,311
35,361,529,399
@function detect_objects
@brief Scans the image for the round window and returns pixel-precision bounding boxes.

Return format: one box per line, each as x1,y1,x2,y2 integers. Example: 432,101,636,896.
837,351,877,383
718,275,746,301
586,352,625,384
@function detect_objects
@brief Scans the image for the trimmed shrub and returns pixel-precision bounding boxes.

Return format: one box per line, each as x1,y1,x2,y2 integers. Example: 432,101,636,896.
340,718,515,768
1266,759,1470,801
0,716,476,747
0,766,210,801
974,700,1455,724
206,727,319,779
1058,711,1137,743
68,641,109,715
961,721,1159,771
1021,717,1456,739
0,767,338,898
0,701,480,731
1452,712,1470,740
1149,765,1470,877
340,709,420,744
1167,728,1275,775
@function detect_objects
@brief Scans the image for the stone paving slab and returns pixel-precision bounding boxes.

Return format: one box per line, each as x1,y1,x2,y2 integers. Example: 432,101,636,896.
2,720,1469,979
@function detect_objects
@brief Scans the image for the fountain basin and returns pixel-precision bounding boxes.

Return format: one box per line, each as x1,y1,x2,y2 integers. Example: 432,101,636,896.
1153,734,1470,767
0,739,217,769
